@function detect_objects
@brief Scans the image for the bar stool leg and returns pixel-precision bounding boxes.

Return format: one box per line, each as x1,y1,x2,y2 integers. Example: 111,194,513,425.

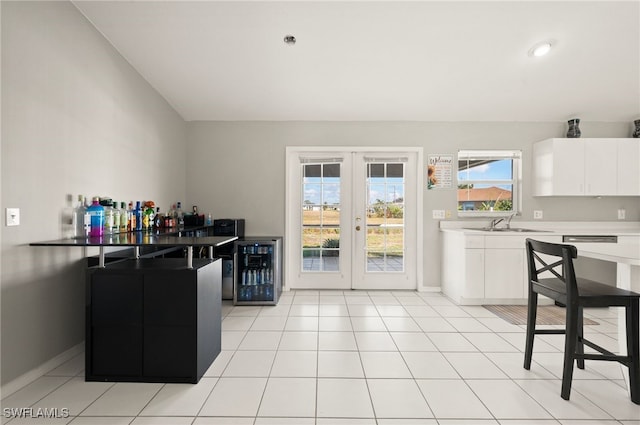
561,304,579,400
524,292,538,370
626,300,639,404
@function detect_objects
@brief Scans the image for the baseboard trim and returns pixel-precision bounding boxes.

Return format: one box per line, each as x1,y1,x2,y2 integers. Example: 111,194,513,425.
1,342,84,398
419,286,442,293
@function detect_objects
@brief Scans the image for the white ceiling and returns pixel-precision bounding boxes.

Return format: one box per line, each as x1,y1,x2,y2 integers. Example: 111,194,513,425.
73,1,640,122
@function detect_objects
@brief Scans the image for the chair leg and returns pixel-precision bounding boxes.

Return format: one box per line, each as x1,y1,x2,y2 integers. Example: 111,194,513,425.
626,300,639,404
561,304,579,400
524,292,538,370
576,306,585,370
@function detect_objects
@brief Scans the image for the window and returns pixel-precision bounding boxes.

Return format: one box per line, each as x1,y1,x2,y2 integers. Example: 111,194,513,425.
457,150,521,216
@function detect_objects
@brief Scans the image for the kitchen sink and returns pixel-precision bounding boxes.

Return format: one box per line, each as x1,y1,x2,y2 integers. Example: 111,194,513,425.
463,227,549,233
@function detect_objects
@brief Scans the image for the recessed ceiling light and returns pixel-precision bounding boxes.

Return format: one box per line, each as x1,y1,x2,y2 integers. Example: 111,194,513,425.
284,35,296,45
528,40,554,57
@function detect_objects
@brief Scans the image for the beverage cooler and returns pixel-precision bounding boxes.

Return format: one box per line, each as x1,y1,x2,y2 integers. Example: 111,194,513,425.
234,237,282,305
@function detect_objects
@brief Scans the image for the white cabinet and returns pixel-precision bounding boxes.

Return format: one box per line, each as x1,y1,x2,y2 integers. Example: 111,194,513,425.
441,232,562,305
617,139,640,196
533,138,637,196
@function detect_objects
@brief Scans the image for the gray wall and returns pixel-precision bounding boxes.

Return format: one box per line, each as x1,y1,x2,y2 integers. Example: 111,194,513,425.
186,121,638,289
1,1,187,385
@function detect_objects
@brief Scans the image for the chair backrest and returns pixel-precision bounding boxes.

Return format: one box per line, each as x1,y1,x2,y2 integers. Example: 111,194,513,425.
525,238,579,299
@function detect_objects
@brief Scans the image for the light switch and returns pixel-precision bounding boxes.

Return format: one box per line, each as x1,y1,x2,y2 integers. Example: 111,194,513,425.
6,208,20,226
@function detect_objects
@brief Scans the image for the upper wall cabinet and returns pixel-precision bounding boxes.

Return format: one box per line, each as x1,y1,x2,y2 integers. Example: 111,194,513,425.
532,138,640,196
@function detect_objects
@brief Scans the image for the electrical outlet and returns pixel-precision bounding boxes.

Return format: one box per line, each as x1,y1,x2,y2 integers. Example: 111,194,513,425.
618,209,626,220
533,210,543,220
6,208,20,226
432,210,445,219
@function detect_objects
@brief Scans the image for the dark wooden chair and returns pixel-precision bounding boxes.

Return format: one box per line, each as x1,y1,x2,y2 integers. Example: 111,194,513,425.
524,238,639,404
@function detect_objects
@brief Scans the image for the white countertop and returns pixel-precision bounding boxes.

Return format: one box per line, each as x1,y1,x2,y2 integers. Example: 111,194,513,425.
440,221,640,237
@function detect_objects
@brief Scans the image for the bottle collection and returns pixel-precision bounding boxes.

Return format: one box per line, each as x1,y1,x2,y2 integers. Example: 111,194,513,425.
68,196,210,239
237,244,274,301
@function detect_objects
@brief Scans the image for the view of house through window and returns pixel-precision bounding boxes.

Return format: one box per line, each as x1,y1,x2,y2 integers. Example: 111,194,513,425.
457,150,521,215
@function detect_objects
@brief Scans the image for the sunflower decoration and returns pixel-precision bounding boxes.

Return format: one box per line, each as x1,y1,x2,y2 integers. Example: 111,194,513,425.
427,165,438,189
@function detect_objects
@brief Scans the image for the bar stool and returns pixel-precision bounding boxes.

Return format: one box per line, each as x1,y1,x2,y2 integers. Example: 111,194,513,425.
523,238,639,404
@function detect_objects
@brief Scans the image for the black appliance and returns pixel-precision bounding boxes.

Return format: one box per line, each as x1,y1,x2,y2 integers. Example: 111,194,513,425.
213,219,245,299
213,219,245,238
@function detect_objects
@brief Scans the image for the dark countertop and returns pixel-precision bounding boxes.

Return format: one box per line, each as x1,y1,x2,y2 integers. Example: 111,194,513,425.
30,227,237,247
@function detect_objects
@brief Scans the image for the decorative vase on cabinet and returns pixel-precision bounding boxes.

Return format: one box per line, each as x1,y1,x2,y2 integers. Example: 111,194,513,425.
566,118,581,138
633,119,640,138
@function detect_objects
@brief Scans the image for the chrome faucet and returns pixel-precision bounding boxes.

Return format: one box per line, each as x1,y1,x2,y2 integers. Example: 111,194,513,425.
489,217,504,229
505,212,517,229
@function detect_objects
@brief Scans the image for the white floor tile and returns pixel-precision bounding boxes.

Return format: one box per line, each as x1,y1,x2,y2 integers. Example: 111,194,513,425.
414,317,457,333
319,305,350,317
426,333,478,352
319,295,346,305
346,305,379,316
194,417,254,425
354,332,397,351
319,316,353,331
31,378,112,417
461,332,519,352
68,417,135,425
250,316,288,331
203,350,234,377
416,379,492,419
484,352,557,380
279,331,318,350
351,317,387,332
514,379,613,420
376,305,410,317
445,317,492,333
222,316,256,331
466,380,553,419
431,305,471,318
572,380,640,420
227,306,262,317
1,376,72,409
318,351,365,378
317,378,374,418
270,351,317,377
238,331,282,350
403,305,441,317
285,316,319,331
391,332,437,351
443,352,508,379
258,304,292,316
131,418,194,425
222,350,276,377
221,331,247,350
317,419,377,425
255,418,315,425
367,379,433,418
80,382,162,416
401,352,460,379
45,353,85,377
382,317,422,332
289,304,320,316
318,332,358,351
257,378,316,417
360,352,412,378
199,377,267,416
140,378,217,416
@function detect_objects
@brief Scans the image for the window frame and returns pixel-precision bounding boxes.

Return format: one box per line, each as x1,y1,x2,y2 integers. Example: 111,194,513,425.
456,149,522,218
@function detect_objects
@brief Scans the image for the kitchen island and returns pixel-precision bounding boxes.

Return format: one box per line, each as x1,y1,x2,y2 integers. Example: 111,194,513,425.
31,232,237,384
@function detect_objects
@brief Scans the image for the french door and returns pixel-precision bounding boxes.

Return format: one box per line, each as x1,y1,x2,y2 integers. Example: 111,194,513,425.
286,147,422,290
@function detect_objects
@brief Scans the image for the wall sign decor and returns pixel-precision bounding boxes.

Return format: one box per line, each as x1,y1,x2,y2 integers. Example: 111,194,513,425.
427,154,453,189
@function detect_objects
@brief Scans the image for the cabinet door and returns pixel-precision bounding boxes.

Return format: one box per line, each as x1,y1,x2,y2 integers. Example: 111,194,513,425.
585,140,617,195
484,249,524,299
463,249,484,299
552,139,585,195
618,139,640,195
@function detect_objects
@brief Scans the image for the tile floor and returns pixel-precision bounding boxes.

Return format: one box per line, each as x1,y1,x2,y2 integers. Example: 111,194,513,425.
2,290,639,425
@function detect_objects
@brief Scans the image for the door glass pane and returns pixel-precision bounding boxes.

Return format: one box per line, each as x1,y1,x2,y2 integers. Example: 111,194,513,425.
365,162,405,272
302,162,341,272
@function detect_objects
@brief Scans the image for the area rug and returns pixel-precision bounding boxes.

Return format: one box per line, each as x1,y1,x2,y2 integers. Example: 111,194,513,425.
483,305,598,326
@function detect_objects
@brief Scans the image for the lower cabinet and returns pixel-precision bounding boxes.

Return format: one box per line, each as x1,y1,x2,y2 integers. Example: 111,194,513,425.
441,231,560,305
87,258,221,383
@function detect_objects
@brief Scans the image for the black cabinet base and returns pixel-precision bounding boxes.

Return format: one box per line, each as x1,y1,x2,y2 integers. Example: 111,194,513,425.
86,258,221,384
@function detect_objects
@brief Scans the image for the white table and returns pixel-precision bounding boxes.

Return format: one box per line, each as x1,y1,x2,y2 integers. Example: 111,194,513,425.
573,241,640,397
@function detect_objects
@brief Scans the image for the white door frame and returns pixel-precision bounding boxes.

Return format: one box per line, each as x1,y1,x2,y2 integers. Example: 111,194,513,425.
285,146,424,291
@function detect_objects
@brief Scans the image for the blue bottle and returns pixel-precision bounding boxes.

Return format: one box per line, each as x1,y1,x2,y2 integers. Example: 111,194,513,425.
135,201,143,231
87,197,105,237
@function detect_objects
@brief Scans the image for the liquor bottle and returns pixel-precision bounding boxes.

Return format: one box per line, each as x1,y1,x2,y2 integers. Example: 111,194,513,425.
176,202,184,226
72,195,87,238
101,199,114,235
127,202,134,231
135,201,143,231
61,195,75,239
119,202,128,233
87,197,105,237
154,207,162,228
112,202,120,234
